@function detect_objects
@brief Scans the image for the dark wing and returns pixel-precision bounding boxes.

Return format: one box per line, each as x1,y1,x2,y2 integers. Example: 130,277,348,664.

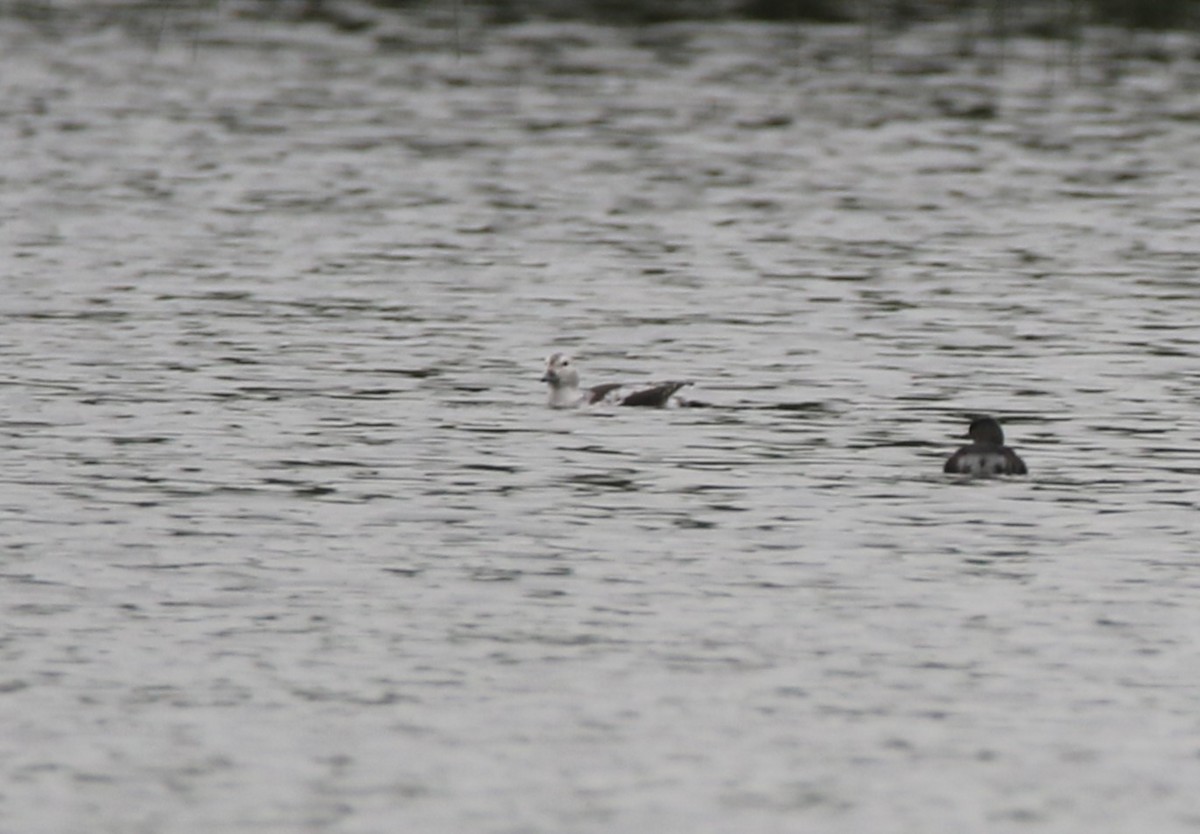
943,449,963,474
617,381,691,408
1004,449,1028,475
585,383,627,404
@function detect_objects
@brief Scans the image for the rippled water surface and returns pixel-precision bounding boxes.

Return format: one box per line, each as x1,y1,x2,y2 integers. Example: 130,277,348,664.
5,6,1200,832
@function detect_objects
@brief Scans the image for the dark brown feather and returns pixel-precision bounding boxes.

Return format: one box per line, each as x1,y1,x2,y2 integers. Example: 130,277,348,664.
585,381,690,407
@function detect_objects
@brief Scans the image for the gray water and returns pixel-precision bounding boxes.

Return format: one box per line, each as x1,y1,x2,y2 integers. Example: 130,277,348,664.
4,6,1200,833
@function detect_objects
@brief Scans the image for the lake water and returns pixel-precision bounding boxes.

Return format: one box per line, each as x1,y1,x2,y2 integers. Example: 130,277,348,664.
4,5,1200,832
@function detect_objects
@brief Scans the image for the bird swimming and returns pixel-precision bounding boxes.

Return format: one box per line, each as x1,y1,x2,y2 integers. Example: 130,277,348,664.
541,353,692,409
944,416,1027,475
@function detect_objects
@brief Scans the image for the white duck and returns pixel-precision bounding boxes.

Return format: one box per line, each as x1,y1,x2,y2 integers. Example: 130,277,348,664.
541,353,691,409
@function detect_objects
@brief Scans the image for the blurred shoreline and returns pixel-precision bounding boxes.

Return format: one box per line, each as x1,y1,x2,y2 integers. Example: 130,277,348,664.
2,0,1197,30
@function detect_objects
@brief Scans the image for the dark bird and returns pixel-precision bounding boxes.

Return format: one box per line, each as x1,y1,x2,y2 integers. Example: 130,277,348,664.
944,416,1027,476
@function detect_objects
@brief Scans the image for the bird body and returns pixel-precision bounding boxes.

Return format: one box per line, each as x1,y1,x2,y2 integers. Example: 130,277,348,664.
541,353,691,409
944,416,1027,475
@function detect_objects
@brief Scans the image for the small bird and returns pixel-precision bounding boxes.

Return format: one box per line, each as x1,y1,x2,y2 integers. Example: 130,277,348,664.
944,416,1027,476
540,353,691,409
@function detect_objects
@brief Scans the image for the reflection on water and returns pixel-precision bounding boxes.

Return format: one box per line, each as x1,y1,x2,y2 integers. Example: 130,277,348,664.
4,5,1200,833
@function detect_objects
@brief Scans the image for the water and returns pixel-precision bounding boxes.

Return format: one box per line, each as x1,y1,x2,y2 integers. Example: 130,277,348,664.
4,6,1200,832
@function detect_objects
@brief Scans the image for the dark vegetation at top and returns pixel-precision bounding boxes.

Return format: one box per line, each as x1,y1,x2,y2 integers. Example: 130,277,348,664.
361,0,1198,29
3,0,1197,43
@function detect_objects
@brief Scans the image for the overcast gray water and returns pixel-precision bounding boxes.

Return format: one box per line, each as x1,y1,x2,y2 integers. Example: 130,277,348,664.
4,5,1200,832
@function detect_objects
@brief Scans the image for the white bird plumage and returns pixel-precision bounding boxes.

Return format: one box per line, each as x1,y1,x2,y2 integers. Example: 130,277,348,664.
540,353,692,409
